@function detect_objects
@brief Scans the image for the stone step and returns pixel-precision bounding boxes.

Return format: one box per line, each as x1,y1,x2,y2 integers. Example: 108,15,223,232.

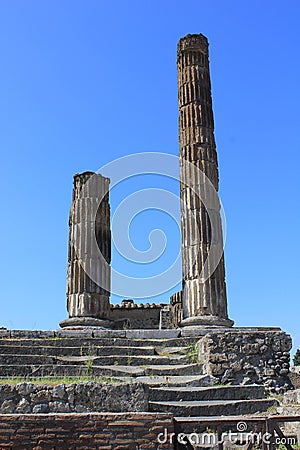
149,385,266,402
129,363,201,376
0,374,214,386
153,346,188,355
149,398,278,416
114,374,216,386
0,345,188,357
0,329,182,339
0,345,158,357
0,354,190,366
0,363,202,378
174,415,267,433
0,337,198,348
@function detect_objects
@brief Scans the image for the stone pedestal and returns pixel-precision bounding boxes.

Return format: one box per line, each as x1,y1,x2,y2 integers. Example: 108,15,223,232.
177,34,233,328
60,171,113,329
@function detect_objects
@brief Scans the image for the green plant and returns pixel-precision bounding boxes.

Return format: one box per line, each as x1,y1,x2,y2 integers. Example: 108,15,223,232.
0,375,126,385
264,404,278,415
185,344,199,363
0,376,92,385
293,349,300,366
155,349,173,357
269,393,284,403
85,358,94,375
96,376,120,384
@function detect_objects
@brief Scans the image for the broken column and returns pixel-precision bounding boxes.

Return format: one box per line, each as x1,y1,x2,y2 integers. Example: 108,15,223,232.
177,34,233,327
60,171,113,328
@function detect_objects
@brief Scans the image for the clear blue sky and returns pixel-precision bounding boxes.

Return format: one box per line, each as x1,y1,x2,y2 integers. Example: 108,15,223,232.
0,1,299,354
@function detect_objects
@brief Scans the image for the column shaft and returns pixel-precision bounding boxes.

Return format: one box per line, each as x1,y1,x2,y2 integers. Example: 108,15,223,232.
177,34,233,327
60,171,113,328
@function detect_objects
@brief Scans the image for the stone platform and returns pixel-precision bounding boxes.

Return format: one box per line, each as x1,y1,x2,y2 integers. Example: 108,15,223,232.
0,327,293,418
0,325,284,339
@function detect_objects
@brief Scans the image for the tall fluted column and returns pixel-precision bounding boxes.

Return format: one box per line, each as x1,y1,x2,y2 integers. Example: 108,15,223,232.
60,171,113,328
178,34,233,327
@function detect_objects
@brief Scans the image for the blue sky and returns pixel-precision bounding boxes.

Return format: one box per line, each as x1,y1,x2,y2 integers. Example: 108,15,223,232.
0,1,299,353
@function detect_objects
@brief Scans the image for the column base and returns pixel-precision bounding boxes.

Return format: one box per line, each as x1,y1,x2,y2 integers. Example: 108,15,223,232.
59,317,115,329
180,315,234,328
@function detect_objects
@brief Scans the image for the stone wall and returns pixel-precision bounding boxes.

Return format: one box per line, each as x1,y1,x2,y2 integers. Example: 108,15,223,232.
289,366,300,388
0,412,174,449
277,388,300,440
197,330,292,393
110,298,185,330
0,382,148,414
111,301,168,329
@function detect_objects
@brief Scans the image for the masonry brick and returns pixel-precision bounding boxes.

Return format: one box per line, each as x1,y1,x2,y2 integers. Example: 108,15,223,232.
0,413,174,449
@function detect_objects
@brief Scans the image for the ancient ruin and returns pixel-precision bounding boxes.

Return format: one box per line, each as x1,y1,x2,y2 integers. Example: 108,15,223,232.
60,34,234,331
54,33,293,394
0,33,298,450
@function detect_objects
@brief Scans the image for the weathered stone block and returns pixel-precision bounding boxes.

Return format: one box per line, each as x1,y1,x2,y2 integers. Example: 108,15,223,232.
92,329,126,338
55,329,94,338
10,330,55,338
0,382,149,414
125,329,180,339
197,329,292,392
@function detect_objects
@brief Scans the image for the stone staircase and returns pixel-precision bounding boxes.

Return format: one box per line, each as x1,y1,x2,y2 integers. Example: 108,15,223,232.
0,330,278,417
0,333,201,379
149,384,277,416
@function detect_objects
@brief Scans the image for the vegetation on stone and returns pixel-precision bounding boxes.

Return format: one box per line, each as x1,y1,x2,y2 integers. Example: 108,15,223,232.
0,376,120,385
184,344,200,364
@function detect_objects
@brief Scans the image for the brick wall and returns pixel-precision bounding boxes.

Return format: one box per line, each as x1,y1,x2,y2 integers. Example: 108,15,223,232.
0,412,174,449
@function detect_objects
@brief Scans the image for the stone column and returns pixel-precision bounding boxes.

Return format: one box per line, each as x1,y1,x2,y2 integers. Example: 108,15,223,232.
178,34,233,327
60,171,113,328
